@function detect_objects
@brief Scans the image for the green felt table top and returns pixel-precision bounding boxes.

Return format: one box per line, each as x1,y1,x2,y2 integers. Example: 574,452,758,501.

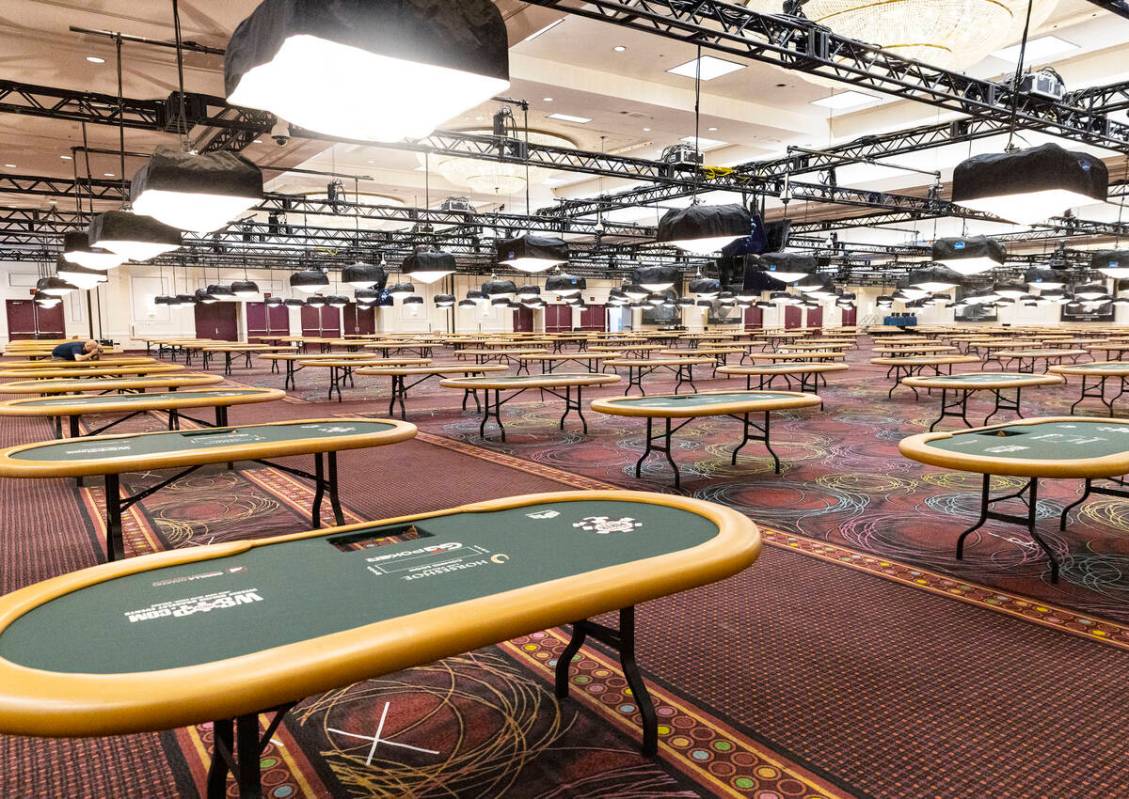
925,420,1129,461
9,420,397,462
9,389,267,408
911,373,1048,385
609,392,799,408
0,499,717,674
442,374,612,386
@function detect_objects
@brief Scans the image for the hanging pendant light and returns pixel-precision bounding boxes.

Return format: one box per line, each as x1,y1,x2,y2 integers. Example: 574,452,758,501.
482,277,516,301
909,266,961,293
402,250,455,284
290,268,329,294
195,288,218,304
62,231,124,270
328,295,349,308
466,289,486,304
284,298,305,308
36,275,77,296
208,283,236,299
224,0,510,142
354,288,379,304
1094,250,1129,279
305,294,327,308
635,266,681,293
517,285,541,298
1075,283,1108,301
265,295,284,307
342,259,388,288
175,293,198,306
623,282,650,301
388,282,416,300
688,276,721,298
89,210,181,261
55,257,109,290
435,294,456,308
130,147,263,234
931,236,1005,276
231,279,260,298
33,291,61,308
457,299,476,308
544,271,585,297
952,143,1108,225
1025,267,1067,289
656,204,751,255
749,252,816,284
496,235,568,273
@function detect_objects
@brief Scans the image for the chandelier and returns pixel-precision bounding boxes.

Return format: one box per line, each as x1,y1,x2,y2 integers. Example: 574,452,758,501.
429,129,576,195
746,0,1058,70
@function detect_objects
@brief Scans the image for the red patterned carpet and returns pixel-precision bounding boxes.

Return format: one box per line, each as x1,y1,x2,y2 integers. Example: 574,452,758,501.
3,339,1129,798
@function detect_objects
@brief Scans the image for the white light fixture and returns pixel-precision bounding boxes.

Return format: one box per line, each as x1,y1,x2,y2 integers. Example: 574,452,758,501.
225,0,510,142
547,112,591,124
130,148,263,234
656,203,751,255
88,210,181,261
401,250,455,284
62,231,125,270
86,56,106,64
55,258,108,290
931,236,1006,276
666,55,744,81
496,235,569,273
810,91,880,110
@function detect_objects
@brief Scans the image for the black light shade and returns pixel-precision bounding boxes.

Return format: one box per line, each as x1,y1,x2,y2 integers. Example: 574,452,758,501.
33,291,60,307
742,267,786,294
952,143,1108,225
176,294,198,305
224,0,510,142
656,203,751,254
1025,267,1067,288
342,261,388,288
909,266,961,292
327,295,349,308
354,288,379,303
284,298,305,307
290,269,329,293
62,230,123,270
305,295,327,308
130,147,263,233
496,235,568,272
457,299,476,307
517,285,541,296
688,277,721,296
36,276,77,296
388,282,416,299
1094,250,1129,277
544,271,586,296
466,289,486,302
482,278,517,298
401,250,456,283
88,210,182,261
931,236,1006,275
490,296,511,306
749,252,816,283
231,280,260,297
265,295,284,306
208,284,235,298
435,293,456,307
402,295,425,305
635,266,680,292
55,258,109,289
194,288,217,304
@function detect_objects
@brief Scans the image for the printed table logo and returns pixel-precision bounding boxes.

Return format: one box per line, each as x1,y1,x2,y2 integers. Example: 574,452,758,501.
527,510,560,520
573,516,643,535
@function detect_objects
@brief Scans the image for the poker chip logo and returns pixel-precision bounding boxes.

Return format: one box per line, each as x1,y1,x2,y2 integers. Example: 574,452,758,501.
573,516,643,535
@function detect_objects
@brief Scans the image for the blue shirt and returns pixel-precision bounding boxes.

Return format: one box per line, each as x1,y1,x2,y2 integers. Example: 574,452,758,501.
51,342,87,361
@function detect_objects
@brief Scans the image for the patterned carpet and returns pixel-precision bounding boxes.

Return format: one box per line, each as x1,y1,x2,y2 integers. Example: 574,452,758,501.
4,340,1129,798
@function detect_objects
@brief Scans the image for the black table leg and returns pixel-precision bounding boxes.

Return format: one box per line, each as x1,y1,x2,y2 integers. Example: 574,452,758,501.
206,705,294,799
958,474,1058,582
624,366,645,396
984,387,1021,425
730,411,779,473
481,388,506,441
555,607,657,757
103,473,124,562
635,416,681,488
327,451,344,526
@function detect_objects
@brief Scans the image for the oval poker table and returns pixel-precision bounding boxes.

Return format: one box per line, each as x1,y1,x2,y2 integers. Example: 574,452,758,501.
0,387,284,439
717,362,849,402
0,491,759,797
0,418,416,563
901,372,1064,431
440,373,620,441
0,362,185,380
0,372,224,395
1049,361,1129,416
591,390,821,488
603,356,715,397
900,417,1129,582
356,363,508,419
869,354,981,398
258,352,429,391
994,348,1088,373
0,356,157,369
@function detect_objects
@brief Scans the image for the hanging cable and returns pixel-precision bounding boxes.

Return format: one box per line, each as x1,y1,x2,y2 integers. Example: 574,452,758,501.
1005,0,1036,152
171,0,190,148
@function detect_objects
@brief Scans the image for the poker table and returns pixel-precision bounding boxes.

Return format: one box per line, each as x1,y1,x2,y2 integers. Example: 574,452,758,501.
659,347,742,370
0,418,416,562
871,345,958,357
199,345,295,375
1085,342,1129,362
0,372,224,396
439,373,620,441
0,388,284,439
0,491,759,797
1049,361,1129,415
294,359,393,402
899,417,1129,582
900,372,1064,431
258,353,429,391
591,390,821,488
746,351,843,363
717,362,848,405
869,355,981,398
0,356,156,369
456,347,548,366
515,352,623,375
356,364,507,419
604,357,715,396
995,348,1088,373
588,343,665,358
0,362,186,380
362,341,436,359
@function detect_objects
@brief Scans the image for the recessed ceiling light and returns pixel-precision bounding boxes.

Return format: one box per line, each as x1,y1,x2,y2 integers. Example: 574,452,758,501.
103,172,115,177
667,56,745,81
523,18,564,43
3,164,15,168
252,139,263,144
991,35,1078,63
613,45,627,52
60,155,72,160
543,97,553,102
548,112,592,124
707,127,718,132
85,56,105,64
643,127,652,132
810,91,881,110
680,135,727,150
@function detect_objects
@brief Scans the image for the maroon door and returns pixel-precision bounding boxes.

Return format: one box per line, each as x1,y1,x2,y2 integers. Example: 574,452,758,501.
806,306,823,329
513,306,534,333
544,304,571,332
784,305,802,329
343,304,375,335
5,299,65,339
744,306,763,330
841,307,857,325
194,302,239,341
579,303,606,331
319,306,341,337
246,302,291,337
300,306,321,337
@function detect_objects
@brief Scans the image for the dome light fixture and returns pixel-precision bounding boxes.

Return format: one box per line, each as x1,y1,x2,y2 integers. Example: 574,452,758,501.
290,268,330,294
457,298,476,308
749,252,816,284
435,293,456,308
496,234,568,273
231,279,260,298
688,276,721,298
635,265,680,293
225,0,510,143
195,288,218,304
656,203,751,255
388,282,417,300
354,288,379,304
482,277,517,301
207,284,236,299
130,147,263,234
909,266,961,293
465,289,486,304
89,210,181,261
952,143,1108,226
1074,283,1108,301
284,298,305,308
33,291,61,308
544,270,585,297
342,260,388,288
62,231,124,270
327,294,349,308
402,249,456,284
931,236,1005,276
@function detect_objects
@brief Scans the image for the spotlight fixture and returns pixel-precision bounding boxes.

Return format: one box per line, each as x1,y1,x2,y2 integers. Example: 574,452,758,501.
496,235,568,273
88,210,181,261
62,231,124,270
952,143,1108,225
290,268,329,293
656,203,751,255
931,236,1005,276
130,147,263,233
401,249,456,284
225,0,510,142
